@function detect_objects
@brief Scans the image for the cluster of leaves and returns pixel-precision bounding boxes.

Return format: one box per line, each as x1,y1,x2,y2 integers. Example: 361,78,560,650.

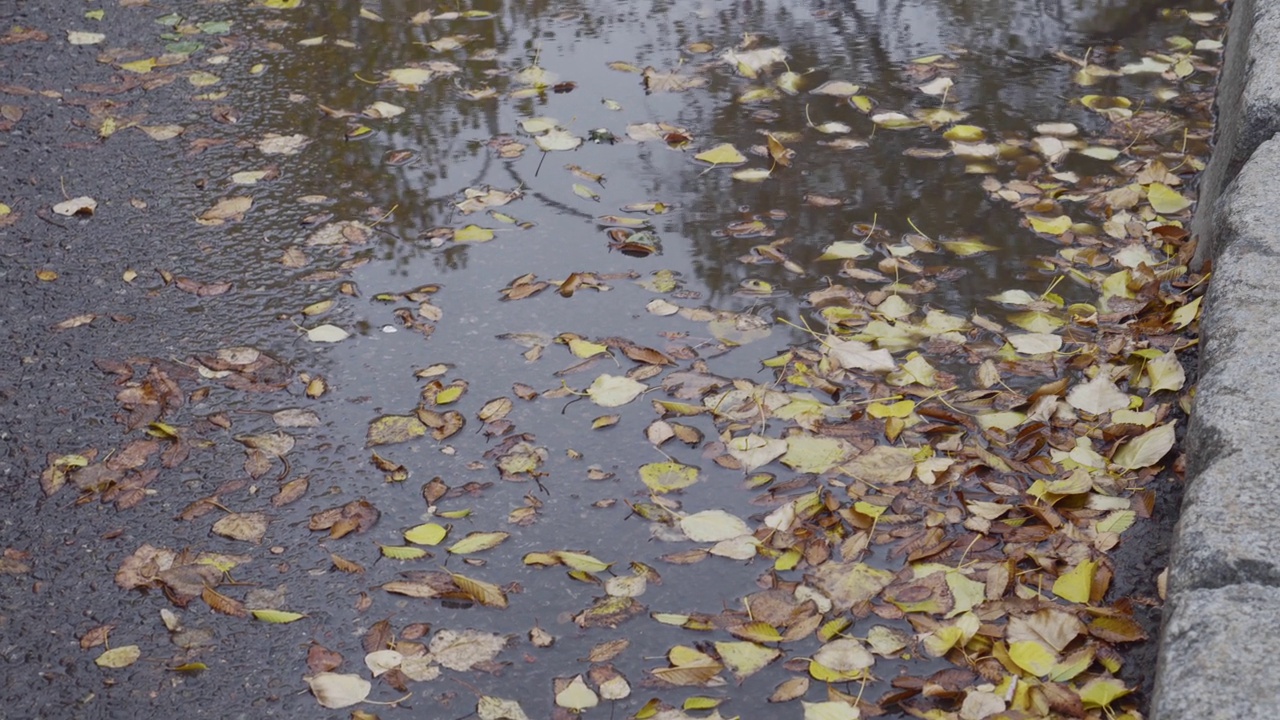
11,1,1222,719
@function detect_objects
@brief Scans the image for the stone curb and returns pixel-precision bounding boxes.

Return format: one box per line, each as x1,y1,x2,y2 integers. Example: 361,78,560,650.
1153,0,1280,717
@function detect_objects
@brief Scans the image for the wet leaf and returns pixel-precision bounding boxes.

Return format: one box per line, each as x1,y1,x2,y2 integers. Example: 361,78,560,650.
431,629,508,670
679,510,750,542
253,609,305,623
694,143,747,166
212,512,269,544
1147,182,1191,214
556,675,599,710
478,696,531,720
448,531,510,555
306,324,349,343
1111,422,1175,469
1066,374,1129,415
381,545,429,560
536,129,583,151
587,374,647,407
1009,640,1057,677
404,522,448,546
306,672,371,709
95,645,141,669
1052,559,1097,603
367,415,427,446
802,701,860,720
450,572,508,608
1029,215,1073,234
639,462,699,493
781,435,853,473
455,224,495,242
715,641,780,679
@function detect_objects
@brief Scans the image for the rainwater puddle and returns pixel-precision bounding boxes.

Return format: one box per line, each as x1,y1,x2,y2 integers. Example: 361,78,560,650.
54,0,1219,717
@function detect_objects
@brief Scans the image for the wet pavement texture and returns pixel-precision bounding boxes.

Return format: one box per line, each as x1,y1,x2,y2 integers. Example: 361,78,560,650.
0,0,1217,718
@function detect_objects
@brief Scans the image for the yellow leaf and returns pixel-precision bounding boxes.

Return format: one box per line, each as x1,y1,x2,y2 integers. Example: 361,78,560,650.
447,531,510,555
120,58,157,74
450,572,508,607
252,609,306,623
714,641,780,679
1171,296,1201,329
381,545,429,560
1029,215,1072,235
1052,559,1097,603
95,645,141,668
694,143,747,166
454,225,494,242
1008,640,1056,677
1080,677,1131,709
1111,422,1176,470
1147,183,1191,214
639,461,699,493
555,675,599,710
568,338,609,358
556,551,611,573
404,523,448,545
434,384,464,405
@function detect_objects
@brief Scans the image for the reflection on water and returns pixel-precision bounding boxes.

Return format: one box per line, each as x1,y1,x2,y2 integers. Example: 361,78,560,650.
86,0,1216,715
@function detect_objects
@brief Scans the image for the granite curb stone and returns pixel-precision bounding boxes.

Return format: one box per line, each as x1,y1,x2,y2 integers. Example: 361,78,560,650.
1191,0,1280,264
1153,585,1280,719
1153,1,1280,716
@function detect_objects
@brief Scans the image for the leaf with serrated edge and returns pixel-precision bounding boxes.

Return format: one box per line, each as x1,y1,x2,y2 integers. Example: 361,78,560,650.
450,572,508,607
448,531,509,555
253,609,305,623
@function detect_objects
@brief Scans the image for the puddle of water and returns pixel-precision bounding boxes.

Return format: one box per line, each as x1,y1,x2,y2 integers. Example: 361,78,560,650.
16,0,1216,716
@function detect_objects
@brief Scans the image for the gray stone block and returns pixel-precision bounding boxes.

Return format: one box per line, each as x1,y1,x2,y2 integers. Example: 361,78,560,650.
1153,585,1280,719
1192,0,1280,265
1173,137,1280,593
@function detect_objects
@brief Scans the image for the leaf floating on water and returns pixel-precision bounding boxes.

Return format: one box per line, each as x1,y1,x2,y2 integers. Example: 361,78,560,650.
694,143,747,166
555,675,599,710
367,415,426,446
639,461,699,493
811,80,860,96
306,672,371,709
679,510,751,542
587,374,647,407
454,224,495,242
478,696,531,720
1066,374,1129,415
536,129,583,152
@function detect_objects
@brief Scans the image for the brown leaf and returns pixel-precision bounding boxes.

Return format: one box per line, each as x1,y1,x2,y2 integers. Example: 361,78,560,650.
174,277,233,296
202,585,247,617
52,313,97,331
307,643,344,674
587,638,630,663
271,476,309,506
363,618,394,653
450,572,508,608
330,553,365,574
211,512,269,544
79,624,115,650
